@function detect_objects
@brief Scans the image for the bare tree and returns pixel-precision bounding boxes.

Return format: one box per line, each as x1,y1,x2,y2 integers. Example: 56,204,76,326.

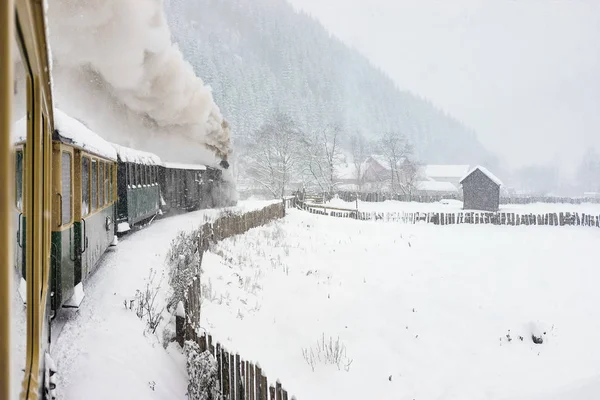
246,112,304,199
399,157,421,200
302,124,343,197
378,131,413,193
349,133,369,192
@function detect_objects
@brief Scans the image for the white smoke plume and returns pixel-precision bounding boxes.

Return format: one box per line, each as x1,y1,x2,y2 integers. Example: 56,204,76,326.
45,0,232,169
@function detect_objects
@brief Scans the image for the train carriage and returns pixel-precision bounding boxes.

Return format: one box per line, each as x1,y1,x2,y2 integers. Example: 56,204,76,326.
50,109,118,310
113,144,162,232
159,162,225,212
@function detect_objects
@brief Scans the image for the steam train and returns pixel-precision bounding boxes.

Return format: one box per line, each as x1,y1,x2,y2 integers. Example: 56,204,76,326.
4,2,237,398
13,108,232,312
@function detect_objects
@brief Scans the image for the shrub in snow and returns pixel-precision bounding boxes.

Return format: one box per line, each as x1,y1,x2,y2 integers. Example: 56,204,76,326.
166,231,204,311
133,268,165,334
162,319,176,349
302,333,353,372
184,341,220,400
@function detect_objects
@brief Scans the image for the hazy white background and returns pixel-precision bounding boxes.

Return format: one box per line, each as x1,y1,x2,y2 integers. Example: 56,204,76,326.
288,0,600,175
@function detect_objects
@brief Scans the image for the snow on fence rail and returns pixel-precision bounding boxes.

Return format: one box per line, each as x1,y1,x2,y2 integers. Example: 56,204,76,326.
175,201,297,399
297,200,600,229
334,191,600,205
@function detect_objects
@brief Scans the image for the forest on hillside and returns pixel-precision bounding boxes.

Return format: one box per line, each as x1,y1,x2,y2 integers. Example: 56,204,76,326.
164,0,494,166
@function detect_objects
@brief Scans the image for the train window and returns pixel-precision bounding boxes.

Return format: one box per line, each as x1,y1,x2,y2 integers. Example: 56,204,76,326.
128,163,133,187
15,150,23,211
108,163,113,201
91,159,97,210
104,162,109,204
136,164,141,186
99,162,105,207
61,152,72,225
82,156,90,217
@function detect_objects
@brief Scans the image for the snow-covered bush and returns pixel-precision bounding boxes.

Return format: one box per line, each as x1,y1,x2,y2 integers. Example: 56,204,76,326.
302,334,353,372
184,341,221,400
133,268,165,334
166,230,204,311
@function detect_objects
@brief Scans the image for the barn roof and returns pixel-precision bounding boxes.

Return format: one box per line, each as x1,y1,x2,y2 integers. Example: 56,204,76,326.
459,165,503,186
416,180,458,192
423,164,470,179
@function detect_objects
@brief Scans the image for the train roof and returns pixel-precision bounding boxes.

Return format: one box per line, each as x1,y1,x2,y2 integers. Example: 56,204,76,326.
163,161,207,171
112,143,162,166
11,109,118,161
53,109,118,160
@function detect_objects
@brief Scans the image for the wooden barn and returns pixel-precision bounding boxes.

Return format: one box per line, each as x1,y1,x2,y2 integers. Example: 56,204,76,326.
459,166,503,212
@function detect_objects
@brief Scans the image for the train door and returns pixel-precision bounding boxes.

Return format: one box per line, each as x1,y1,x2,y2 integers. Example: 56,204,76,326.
51,144,76,308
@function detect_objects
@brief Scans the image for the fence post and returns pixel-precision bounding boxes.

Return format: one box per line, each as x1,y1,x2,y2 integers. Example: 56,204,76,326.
269,386,276,400
276,381,282,400
236,353,242,400
223,349,230,398
216,343,223,395
230,353,235,398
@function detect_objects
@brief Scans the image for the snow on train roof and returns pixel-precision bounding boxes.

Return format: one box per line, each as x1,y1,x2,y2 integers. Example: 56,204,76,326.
163,162,207,171
112,143,162,165
53,109,117,160
11,110,117,161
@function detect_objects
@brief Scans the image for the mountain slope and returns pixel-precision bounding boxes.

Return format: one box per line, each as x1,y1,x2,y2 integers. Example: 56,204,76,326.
164,0,492,165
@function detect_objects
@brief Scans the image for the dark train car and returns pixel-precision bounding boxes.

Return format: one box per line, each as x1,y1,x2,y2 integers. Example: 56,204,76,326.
159,162,222,212
113,144,162,233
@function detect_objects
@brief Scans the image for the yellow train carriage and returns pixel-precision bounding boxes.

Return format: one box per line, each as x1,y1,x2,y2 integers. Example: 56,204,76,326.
50,110,118,311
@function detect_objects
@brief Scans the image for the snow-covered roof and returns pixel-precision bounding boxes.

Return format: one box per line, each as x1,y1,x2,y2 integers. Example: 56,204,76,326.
112,143,162,165
423,165,470,179
53,109,117,161
416,180,458,192
459,165,503,186
163,161,207,171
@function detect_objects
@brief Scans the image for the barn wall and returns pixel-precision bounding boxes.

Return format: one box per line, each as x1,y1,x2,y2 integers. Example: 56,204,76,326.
462,169,500,212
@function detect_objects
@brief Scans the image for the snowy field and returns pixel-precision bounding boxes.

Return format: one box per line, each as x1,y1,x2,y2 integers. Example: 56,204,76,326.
324,197,600,215
200,209,600,400
51,200,279,400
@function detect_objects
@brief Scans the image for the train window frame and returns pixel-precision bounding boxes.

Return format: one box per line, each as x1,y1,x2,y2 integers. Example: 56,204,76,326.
104,162,109,205
82,156,90,217
108,163,112,202
127,163,132,188
15,149,24,211
91,158,98,211
61,151,73,226
99,161,104,208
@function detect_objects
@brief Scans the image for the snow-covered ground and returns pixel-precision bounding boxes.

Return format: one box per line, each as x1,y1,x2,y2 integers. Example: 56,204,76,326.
51,200,278,399
324,198,600,215
200,209,600,400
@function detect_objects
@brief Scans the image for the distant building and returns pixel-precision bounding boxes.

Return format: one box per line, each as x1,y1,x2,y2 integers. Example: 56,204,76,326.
414,179,459,197
459,166,503,212
422,165,471,189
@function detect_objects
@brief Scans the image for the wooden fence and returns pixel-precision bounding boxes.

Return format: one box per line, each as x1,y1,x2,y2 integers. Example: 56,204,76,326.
297,200,600,228
334,191,600,205
176,202,297,399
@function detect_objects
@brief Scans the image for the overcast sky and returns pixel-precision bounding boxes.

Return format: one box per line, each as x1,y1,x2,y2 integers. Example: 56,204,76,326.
288,0,600,175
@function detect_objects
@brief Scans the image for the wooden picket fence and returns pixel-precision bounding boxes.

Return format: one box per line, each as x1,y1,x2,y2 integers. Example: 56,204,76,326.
175,202,297,399
297,200,600,229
